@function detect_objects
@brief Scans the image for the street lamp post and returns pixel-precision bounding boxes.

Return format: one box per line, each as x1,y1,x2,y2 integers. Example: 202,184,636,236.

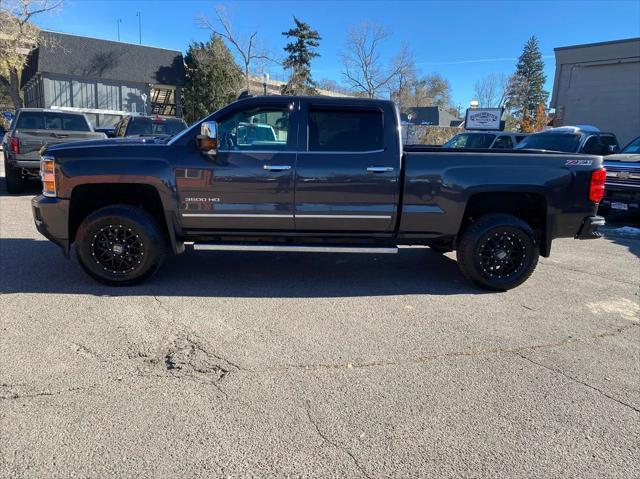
263,73,269,96
136,12,141,44
117,19,121,41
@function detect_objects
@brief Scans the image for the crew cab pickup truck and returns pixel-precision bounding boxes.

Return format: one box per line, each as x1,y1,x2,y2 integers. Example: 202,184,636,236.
601,135,640,216
3,109,106,193
31,96,606,290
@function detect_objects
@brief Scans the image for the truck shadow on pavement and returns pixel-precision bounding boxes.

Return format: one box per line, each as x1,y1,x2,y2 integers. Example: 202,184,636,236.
0,238,487,297
601,212,640,259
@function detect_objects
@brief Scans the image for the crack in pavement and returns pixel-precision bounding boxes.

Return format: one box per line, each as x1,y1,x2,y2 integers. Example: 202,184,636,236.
267,323,639,373
304,400,372,479
538,261,638,286
152,296,244,372
71,342,104,362
0,385,94,401
516,352,640,414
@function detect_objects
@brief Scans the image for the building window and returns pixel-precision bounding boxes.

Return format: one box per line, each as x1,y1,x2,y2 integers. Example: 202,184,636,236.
72,80,96,109
97,83,120,111
45,78,72,108
150,87,176,116
122,85,145,114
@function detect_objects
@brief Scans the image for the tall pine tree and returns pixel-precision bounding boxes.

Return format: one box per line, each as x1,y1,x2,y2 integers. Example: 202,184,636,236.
182,35,243,124
506,36,549,131
281,17,321,95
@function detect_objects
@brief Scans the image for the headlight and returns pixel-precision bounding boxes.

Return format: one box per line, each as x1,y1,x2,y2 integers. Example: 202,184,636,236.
40,156,56,197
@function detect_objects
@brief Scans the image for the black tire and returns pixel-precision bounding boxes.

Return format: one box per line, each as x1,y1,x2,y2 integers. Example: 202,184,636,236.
75,205,167,286
4,156,26,194
457,214,539,291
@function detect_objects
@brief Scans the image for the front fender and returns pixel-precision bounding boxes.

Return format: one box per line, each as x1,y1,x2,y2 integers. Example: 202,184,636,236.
54,152,182,254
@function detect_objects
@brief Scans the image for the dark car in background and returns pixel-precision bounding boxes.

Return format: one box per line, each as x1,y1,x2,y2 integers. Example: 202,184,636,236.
600,135,640,217
2,108,106,194
442,131,527,149
113,115,187,139
516,126,620,155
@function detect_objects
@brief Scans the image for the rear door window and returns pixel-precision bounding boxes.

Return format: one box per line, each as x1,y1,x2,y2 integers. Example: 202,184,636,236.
600,135,618,147
582,136,602,154
493,136,513,149
516,133,581,152
308,108,383,152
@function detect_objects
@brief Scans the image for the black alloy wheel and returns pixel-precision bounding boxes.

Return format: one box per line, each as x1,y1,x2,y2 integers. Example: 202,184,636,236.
90,224,146,274
457,214,539,290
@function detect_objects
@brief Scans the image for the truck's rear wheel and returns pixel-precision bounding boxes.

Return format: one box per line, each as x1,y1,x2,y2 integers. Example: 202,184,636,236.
75,205,167,286
4,157,26,194
457,214,539,291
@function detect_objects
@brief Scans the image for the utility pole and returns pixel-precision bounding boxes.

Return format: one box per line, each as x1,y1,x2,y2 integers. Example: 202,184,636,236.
117,18,121,41
136,12,141,44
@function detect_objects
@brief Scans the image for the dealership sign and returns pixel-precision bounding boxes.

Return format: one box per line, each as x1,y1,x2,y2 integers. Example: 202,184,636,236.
465,108,504,131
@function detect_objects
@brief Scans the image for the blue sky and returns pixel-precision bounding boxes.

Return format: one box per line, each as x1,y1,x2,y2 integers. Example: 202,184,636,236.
34,0,640,108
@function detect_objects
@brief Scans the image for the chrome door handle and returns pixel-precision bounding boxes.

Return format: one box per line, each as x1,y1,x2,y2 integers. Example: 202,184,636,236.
263,165,292,171
367,166,394,173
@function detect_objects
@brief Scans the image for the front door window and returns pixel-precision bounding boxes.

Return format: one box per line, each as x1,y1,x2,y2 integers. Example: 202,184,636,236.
218,108,291,151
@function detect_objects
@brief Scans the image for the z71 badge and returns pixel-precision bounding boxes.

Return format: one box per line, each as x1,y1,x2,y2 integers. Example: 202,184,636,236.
565,159,593,166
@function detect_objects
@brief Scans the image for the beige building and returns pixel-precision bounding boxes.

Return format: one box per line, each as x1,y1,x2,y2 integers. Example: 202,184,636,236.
550,38,640,146
247,75,350,98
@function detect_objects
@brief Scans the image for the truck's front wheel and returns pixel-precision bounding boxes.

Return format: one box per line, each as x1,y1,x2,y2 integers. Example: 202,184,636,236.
457,214,539,291
75,205,167,286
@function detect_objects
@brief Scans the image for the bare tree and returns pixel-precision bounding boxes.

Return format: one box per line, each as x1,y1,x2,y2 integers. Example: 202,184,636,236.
0,0,63,109
473,73,510,108
388,43,415,110
340,21,411,99
316,78,350,95
197,5,273,92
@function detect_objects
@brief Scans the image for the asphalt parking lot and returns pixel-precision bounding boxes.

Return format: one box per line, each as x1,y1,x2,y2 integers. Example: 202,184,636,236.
1,168,639,478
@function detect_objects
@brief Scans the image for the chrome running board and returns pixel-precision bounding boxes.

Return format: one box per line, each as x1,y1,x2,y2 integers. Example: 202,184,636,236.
192,244,398,254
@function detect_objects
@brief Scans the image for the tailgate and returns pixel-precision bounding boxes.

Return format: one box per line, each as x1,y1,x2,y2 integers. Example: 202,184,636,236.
15,130,104,157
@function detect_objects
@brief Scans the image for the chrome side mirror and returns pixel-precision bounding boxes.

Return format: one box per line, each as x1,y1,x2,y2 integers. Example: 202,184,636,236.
197,120,218,155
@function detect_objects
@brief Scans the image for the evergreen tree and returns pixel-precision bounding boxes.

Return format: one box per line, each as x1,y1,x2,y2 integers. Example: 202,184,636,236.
505,36,549,130
281,17,321,95
182,35,243,124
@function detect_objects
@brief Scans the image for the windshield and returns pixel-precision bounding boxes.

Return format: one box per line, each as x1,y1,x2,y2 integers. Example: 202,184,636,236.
443,133,495,149
127,118,187,136
622,136,640,154
516,133,581,153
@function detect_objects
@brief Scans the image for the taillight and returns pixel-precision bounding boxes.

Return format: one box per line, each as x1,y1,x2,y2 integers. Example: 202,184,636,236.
589,168,606,203
40,156,56,197
10,137,19,154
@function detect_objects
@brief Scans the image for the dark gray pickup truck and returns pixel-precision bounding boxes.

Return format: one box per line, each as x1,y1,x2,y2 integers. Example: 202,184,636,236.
3,108,106,193
31,96,606,290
